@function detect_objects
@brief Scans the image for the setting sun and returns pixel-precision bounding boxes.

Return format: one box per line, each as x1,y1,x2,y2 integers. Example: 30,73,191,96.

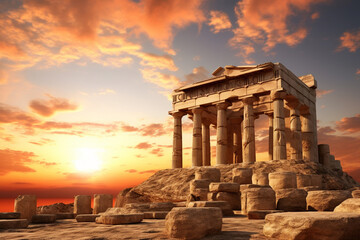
74,148,103,172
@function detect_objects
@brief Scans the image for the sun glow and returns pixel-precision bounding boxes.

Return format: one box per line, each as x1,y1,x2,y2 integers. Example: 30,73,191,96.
74,148,103,172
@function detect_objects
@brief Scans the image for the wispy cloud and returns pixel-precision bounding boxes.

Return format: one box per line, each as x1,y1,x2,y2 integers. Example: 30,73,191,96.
208,11,232,34
316,89,334,98
338,29,360,52
335,113,360,133
29,94,78,117
0,149,37,175
229,0,327,61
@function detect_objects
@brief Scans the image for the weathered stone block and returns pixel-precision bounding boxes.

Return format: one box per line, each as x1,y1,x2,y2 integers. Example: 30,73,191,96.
334,198,360,213
14,195,37,221
242,188,276,214
209,182,240,193
55,213,75,219
306,190,351,211
74,195,92,214
76,214,100,222
165,207,222,240
240,184,265,192
195,167,221,182
124,203,150,212
269,172,296,190
352,190,360,198
149,202,174,211
296,174,312,188
190,179,211,192
144,211,168,219
31,214,56,224
263,212,360,240
93,194,113,214
0,212,20,219
190,188,208,201
96,213,144,225
0,219,28,229
232,168,252,184
310,174,323,189
275,188,307,211
187,200,233,216
210,192,241,210
247,210,283,219
252,172,269,186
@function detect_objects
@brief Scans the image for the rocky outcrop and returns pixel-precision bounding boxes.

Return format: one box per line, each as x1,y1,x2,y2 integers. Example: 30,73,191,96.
263,212,360,240
115,160,359,206
334,198,360,213
37,202,74,214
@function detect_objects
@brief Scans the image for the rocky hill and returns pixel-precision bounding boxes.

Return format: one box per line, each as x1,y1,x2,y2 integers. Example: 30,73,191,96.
115,160,359,206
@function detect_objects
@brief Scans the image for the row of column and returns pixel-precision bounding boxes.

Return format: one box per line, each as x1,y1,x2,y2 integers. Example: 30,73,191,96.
172,91,316,168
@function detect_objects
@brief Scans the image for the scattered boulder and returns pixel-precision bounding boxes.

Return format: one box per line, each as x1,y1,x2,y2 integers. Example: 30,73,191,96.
247,210,283,220
165,207,222,240
93,194,113,214
263,212,360,240
76,214,100,222
74,195,91,214
334,198,360,213
209,183,240,193
306,190,351,211
275,188,307,211
195,167,220,182
37,202,74,214
0,212,20,219
352,190,360,198
31,214,56,224
242,187,276,214
269,172,296,190
14,195,37,221
0,219,28,229
232,168,252,184
187,201,233,216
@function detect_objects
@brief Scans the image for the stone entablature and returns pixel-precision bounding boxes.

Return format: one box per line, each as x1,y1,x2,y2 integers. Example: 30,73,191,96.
169,62,319,168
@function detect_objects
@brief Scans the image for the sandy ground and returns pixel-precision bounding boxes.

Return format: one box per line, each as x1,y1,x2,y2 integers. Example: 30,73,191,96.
0,214,267,240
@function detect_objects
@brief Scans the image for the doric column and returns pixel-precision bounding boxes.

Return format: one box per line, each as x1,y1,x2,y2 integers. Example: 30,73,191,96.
192,108,203,167
233,119,243,163
171,111,185,168
271,91,287,160
266,113,273,160
202,122,211,166
288,101,302,160
242,96,256,163
216,102,229,165
227,120,234,164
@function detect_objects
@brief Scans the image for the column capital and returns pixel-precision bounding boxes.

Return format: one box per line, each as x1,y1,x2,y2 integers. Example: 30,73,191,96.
170,111,186,118
271,90,287,100
242,96,257,105
216,101,230,110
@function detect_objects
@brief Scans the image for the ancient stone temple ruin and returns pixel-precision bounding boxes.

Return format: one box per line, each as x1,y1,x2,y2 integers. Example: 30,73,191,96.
169,62,337,168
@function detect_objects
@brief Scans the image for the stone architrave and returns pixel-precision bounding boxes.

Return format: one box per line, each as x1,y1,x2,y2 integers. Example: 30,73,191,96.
171,111,185,168
216,102,229,165
93,194,113,214
165,207,222,240
14,195,37,221
271,91,287,160
242,96,256,163
202,122,211,166
192,108,203,167
74,195,92,214
288,101,302,160
268,172,297,190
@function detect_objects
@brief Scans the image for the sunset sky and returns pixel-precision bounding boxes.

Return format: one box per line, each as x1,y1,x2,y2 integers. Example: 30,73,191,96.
1,0,360,203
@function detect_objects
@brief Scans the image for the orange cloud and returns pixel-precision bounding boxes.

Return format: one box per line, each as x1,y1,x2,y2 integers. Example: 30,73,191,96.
339,29,360,52
0,149,37,175
0,103,40,126
137,53,178,71
208,11,232,33
311,12,320,20
141,68,182,90
29,95,78,117
316,89,334,98
335,114,360,133
357,69,360,75
230,0,327,59
134,142,153,150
